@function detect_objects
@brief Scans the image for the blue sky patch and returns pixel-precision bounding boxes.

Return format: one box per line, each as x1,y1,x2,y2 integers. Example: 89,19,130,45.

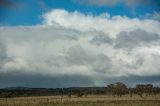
0,0,159,26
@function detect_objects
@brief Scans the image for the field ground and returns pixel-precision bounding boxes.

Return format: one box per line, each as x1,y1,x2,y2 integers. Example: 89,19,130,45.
0,95,160,106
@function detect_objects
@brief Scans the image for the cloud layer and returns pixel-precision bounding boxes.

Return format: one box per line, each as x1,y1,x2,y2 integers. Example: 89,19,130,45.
73,0,160,7
0,0,18,8
0,9,160,87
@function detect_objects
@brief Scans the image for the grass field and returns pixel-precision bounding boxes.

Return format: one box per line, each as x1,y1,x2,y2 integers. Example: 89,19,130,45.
0,95,160,106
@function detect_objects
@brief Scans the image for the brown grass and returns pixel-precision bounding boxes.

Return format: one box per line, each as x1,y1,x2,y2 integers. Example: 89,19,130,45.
0,95,160,106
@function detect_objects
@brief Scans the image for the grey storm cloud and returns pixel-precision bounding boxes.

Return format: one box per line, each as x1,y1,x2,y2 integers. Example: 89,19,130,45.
0,38,7,69
114,29,160,49
66,45,111,74
0,71,160,88
102,75,160,87
125,58,144,70
90,33,113,46
0,24,160,87
0,71,95,88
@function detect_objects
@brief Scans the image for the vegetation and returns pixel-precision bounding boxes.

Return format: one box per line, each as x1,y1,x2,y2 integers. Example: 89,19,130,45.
1,82,159,98
0,82,160,106
106,82,127,97
0,95,160,106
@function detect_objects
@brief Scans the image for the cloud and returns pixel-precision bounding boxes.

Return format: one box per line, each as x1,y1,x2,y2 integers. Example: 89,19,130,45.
0,72,94,88
66,45,112,74
145,12,160,22
73,0,160,7
73,0,118,6
1,71,159,88
152,12,160,21
0,38,7,69
114,29,160,49
124,0,151,6
90,32,113,46
43,9,160,37
0,0,13,7
0,0,17,8
0,9,160,87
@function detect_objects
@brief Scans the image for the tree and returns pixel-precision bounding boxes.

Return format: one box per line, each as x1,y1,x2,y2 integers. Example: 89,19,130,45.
136,85,144,97
114,82,127,97
106,82,127,97
77,91,83,97
135,84,153,97
153,86,160,96
106,84,115,96
144,84,153,96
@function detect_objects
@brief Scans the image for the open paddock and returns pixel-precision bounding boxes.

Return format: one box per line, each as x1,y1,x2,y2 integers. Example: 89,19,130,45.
0,95,160,106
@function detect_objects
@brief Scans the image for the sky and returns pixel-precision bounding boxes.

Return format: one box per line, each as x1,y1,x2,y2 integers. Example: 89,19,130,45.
0,0,160,88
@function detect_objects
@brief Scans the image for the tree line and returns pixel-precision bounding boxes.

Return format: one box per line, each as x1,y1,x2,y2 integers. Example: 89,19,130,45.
106,82,159,97
0,82,159,98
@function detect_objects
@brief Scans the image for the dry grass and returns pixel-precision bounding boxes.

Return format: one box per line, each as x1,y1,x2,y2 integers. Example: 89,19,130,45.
0,95,160,106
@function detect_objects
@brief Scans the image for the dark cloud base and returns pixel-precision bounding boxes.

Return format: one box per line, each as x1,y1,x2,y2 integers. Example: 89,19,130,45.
0,71,159,88
0,0,17,8
103,75,160,87
0,71,95,88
